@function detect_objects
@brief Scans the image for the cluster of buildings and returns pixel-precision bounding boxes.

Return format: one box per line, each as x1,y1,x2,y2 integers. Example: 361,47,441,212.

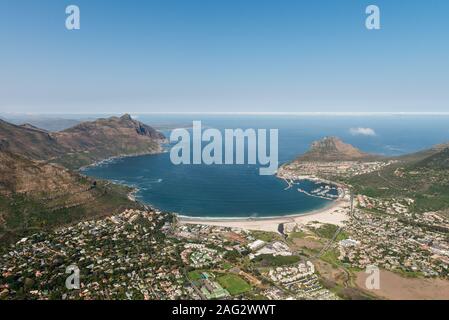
173,223,250,254
340,199,449,278
357,195,414,216
181,244,223,268
4,170,447,302
189,272,230,300
263,262,339,300
279,160,395,180
248,241,292,260
1,207,356,300
0,209,188,300
266,262,314,284
279,157,449,289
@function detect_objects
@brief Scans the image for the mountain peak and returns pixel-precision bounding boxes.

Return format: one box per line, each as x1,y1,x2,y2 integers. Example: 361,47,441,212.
120,114,133,121
298,136,376,162
311,136,344,148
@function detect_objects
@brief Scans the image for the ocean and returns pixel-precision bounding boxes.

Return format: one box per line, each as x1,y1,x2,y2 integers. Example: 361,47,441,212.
82,115,449,218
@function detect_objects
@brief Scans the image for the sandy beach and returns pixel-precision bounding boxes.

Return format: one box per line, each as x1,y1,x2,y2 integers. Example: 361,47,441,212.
179,198,350,233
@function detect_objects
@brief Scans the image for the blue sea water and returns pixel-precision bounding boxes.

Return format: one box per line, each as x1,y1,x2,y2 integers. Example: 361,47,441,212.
83,115,449,218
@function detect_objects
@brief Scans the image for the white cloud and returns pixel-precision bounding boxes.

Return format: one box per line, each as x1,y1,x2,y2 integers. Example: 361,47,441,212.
349,127,376,136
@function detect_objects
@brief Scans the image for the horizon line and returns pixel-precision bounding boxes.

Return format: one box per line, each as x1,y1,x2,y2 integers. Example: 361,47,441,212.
3,111,449,116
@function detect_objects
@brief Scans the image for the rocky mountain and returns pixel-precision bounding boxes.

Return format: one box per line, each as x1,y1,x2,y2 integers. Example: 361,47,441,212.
0,114,166,169
296,136,378,162
0,150,142,245
1,116,82,132
0,119,68,160
55,114,165,168
0,114,163,246
0,151,76,196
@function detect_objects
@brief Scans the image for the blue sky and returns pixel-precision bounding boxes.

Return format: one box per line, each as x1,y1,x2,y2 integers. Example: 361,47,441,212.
0,0,448,114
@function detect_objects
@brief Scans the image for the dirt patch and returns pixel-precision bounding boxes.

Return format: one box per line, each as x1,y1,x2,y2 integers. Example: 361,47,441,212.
291,238,323,251
355,269,449,300
315,260,346,284
223,232,246,244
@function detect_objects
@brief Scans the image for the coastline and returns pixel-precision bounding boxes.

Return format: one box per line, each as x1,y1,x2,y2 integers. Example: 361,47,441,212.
78,142,167,203
179,168,350,232
179,197,349,233
78,147,166,172
82,152,350,232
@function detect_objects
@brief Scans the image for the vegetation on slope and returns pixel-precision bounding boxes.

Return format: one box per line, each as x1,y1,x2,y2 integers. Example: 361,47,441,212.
0,151,142,247
348,147,449,212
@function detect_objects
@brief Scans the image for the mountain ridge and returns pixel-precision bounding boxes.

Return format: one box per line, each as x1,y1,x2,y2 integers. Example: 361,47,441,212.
0,150,142,245
0,114,163,245
0,115,165,169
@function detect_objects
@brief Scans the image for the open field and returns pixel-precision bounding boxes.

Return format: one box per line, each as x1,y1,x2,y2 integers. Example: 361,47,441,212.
356,269,449,300
217,274,252,296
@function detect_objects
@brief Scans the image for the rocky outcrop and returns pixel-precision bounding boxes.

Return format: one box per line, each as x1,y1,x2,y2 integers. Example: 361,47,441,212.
296,137,378,162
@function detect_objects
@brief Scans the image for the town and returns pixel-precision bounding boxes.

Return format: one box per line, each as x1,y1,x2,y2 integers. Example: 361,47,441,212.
0,208,340,300
1,158,449,300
